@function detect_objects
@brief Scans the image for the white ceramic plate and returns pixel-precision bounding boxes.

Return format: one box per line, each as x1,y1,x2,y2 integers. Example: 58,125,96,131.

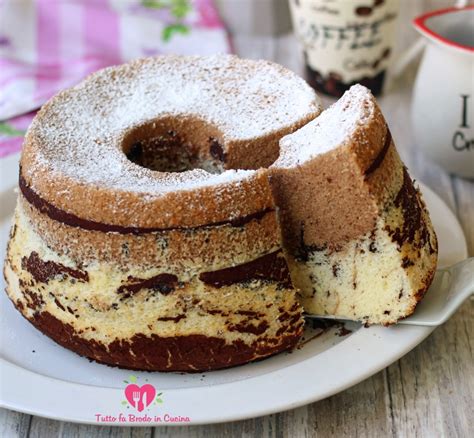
0,153,468,426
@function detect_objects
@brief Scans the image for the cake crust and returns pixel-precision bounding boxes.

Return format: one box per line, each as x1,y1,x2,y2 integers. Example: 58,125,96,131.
4,205,304,371
20,55,321,230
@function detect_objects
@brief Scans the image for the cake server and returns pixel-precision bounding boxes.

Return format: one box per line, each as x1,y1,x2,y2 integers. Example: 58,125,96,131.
305,257,473,326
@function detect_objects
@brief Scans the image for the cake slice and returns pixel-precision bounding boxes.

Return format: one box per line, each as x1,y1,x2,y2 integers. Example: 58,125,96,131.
270,85,438,325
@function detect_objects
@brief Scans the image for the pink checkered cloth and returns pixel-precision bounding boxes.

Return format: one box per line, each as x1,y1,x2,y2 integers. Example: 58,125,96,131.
0,0,230,158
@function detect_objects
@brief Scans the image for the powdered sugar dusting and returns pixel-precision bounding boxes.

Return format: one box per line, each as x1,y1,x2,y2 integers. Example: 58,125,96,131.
25,55,320,195
274,84,375,168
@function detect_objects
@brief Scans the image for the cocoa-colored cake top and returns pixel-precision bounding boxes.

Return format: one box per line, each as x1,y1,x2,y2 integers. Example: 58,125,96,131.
269,84,402,247
19,55,320,229
24,55,320,195
274,84,376,168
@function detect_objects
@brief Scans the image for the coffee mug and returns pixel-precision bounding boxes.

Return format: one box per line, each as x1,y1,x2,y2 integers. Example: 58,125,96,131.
289,0,400,97
411,5,474,179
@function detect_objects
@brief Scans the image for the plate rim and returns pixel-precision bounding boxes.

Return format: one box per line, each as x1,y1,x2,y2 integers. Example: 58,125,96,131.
0,153,468,425
0,324,437,426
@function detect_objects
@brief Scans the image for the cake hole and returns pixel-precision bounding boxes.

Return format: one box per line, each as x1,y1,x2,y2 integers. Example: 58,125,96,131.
123,117,226,174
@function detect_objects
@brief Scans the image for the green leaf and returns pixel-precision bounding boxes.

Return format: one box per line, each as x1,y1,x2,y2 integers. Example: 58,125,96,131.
121,400,128,405
0,122,25,137
171,0,191,18
129,375,137,383
157,399,163,403
123,380,129,384
141,0,165,9
162,23,190,42
142,0,191,17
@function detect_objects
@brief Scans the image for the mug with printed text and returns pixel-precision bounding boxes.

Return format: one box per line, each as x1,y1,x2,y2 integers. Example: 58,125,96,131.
289,0,400,97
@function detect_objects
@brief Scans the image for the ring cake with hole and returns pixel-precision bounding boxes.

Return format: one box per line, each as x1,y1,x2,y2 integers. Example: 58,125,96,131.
3,55,437,372
4,55,321,371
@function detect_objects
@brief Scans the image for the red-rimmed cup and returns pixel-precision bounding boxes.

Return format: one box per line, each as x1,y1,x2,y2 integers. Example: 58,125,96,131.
413,5,474,55
411,5,474,178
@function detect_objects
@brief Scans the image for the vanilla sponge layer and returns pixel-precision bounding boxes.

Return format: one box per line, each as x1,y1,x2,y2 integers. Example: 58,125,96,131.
288,195,437,325
5,205,303,371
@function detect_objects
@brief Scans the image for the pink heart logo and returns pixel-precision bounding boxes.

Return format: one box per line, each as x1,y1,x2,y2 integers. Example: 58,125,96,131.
124,384,156,412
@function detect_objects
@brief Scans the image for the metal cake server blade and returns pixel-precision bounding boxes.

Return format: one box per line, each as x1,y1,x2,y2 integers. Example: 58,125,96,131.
305,258,473,327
